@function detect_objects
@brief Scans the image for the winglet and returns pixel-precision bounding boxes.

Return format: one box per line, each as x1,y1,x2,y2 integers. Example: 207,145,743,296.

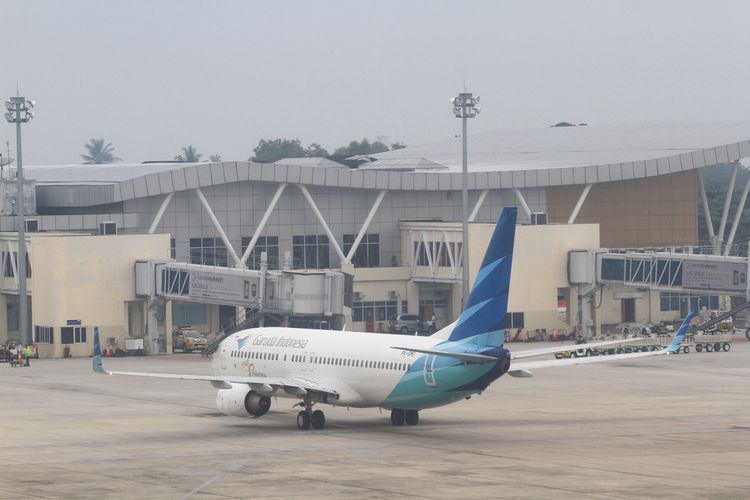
93,326,105,373
665,309,697,354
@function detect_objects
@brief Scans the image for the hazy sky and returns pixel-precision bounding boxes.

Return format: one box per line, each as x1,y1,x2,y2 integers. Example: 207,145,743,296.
2,0,750,165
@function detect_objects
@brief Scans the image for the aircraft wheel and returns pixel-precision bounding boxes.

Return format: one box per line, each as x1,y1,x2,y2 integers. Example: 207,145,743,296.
405,410,419,425
391,409,405,426
311,410,325,430
297,411,311,430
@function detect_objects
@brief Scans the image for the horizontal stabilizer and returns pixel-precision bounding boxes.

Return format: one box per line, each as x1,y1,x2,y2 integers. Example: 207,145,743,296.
390,346,498,364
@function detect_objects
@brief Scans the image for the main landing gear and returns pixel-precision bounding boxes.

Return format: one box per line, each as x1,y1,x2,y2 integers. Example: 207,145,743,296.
296,395,326,430
390,409,419,426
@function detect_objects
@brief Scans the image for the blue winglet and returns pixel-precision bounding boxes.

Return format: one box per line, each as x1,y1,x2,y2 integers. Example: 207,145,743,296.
665,309,697,353
93,326,104,373
448,207,517,344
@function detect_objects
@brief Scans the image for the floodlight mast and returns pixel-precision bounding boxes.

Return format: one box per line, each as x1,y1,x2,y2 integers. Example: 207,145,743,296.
452,92,480,307
5,96,34,346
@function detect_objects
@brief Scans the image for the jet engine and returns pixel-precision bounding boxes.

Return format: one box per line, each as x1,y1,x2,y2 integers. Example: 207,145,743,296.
216,384,271,418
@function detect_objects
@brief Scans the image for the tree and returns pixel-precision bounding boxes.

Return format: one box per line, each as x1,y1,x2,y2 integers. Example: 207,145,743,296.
175,145,202,163
251,138,305,163
304,143,329,157
81,138,121,164
209,154,222,162
333,138,390,156
251,138,319,163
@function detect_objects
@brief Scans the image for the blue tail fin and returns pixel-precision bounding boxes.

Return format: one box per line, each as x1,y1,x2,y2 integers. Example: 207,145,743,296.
93,327,104,373
665,309,697,353
448,206,517,345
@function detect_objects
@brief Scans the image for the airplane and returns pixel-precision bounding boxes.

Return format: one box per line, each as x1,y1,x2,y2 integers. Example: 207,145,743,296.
94,206,695,430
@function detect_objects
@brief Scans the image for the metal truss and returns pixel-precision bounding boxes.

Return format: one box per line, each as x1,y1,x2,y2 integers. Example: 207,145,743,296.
409,228,463,281
0,238,32,291
697,162,750,255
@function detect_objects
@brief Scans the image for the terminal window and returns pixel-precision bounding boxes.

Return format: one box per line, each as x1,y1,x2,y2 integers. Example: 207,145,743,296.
241,236,279,270
660,293,719,312
343,234,380,268
413,241,461,268
503,312,525,329
352,300,398,322
2,251,31,278
34,326,53,344
601,258,625,280
293,235,329,269
190,238,227,267
61,326,87,344
173,303,207,326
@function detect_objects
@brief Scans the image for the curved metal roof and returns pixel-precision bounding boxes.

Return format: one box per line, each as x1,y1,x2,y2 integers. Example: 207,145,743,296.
24,123,750,207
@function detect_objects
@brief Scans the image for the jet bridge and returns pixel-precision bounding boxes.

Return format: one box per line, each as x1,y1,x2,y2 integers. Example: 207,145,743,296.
568,249,749,295
134,259,352,353
568,249,750,337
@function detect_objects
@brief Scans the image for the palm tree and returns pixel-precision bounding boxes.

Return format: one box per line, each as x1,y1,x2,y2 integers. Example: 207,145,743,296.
81,138,121,164
175,145,202,163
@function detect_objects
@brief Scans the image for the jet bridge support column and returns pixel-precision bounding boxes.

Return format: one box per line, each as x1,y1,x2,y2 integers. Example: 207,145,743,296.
576,285,597,339
568,249,599,338
144,298,165,354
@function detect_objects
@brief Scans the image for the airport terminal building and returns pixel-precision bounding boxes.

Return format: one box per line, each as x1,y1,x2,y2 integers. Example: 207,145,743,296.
2,123,750,356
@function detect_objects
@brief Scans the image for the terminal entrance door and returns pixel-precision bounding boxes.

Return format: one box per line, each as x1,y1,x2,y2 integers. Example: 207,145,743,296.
621,298,636,323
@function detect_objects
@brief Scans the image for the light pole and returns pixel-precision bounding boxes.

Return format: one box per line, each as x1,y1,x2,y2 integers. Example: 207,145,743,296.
5,96,34,345
452,92,479,306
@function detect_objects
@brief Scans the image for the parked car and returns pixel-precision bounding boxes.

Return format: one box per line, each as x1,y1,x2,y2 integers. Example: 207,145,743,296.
388,314,437,335
172,327,208,353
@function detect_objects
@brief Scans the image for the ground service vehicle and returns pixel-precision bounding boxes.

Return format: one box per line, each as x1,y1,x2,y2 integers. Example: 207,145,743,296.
172,327,208,353
388,314,436,335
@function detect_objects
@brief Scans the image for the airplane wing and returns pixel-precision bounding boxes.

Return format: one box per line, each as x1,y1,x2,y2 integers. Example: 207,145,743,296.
99,368,339,397
507,309,696,378
511,338,642,359
93,329,338,398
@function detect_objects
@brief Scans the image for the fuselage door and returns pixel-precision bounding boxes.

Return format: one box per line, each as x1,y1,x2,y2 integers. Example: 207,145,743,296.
423,355,437,387
303,352,315,372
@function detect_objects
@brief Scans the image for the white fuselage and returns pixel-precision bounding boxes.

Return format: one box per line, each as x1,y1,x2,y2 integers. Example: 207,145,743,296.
211,327,441,407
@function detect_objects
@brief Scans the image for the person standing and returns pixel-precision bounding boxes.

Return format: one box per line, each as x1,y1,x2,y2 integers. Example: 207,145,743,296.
23,344,32,367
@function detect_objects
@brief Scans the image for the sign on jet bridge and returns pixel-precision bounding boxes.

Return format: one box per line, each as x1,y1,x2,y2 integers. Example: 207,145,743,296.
189,270,259,304
682,260,747,293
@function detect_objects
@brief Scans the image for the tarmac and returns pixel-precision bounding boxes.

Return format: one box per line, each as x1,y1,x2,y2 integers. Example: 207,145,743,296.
2,339,750,499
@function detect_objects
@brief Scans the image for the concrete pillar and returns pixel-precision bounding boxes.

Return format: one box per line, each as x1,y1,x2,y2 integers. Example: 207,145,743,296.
145,299,165,354
0,293,7,345
165,300,173,352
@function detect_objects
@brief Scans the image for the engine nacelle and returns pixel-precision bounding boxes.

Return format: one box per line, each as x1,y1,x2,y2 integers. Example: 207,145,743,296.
216,384,271,418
